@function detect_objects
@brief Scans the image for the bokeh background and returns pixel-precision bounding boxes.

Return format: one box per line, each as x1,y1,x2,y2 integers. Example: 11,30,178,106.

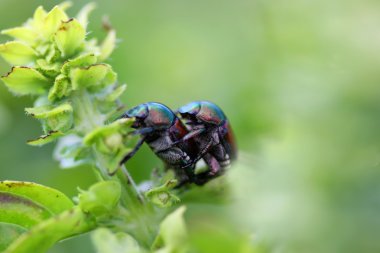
1,0,380,252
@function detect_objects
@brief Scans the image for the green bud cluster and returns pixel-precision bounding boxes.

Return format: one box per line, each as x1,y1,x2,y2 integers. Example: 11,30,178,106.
0,2,132,174
78,181,121,216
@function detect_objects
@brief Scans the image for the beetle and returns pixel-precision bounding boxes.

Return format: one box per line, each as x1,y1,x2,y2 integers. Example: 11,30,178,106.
119,102,202,185
176,101,237,178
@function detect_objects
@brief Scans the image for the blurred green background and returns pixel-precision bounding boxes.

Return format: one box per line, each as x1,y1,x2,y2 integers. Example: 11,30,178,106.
1,0,380,252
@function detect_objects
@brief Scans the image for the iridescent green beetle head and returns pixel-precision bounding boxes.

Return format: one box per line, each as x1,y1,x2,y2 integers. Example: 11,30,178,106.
178,101,226,126
123,102,175,129
123,104,149,128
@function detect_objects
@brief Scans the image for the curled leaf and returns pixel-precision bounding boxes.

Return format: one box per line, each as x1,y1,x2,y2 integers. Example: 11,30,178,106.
77,3,97,29
36,59,61,78
25,103,73,132
54,18,85,58
45,44,62,63
61,53,97,75
1,67,50,96
145,180,180,208
27,131,64,146
48,74,70,101
0,41,37,65
70,64,116,90
25,103,72,119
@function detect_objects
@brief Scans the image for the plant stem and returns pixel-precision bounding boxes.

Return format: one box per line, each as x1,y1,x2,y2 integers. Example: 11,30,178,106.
72,90,104,135
121,164,145,204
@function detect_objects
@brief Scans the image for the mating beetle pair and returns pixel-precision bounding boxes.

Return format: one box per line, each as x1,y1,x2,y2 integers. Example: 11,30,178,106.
119,101,237,186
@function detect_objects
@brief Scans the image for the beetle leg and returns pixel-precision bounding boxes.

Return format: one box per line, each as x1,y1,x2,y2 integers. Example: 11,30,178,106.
180,137,214,169
203,153,221,176
172,127,206,145
175,164,197,188
155,148,196,182
119,136,147,165
156,148,192,167
208,138,230,169
192,155,223,185
129,127,155,136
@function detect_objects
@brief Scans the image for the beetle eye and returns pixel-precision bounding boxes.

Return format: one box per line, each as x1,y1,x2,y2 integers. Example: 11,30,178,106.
182,113,194,120
182,114,195,124
132,118,143,128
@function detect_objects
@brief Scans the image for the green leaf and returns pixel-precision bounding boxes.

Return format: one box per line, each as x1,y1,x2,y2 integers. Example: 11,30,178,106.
92,228,143,253
48,74,70,101
54,18,85,58
0,192,52,229
61,53,97,75
1,27,38,45
152,206,188,252
0,181,73,215
70,64,116,90
4,207,96,253
145,180,180,208
45,44,62,63
0,42,37,65
78,181,121,216
1,67,50,96
27,131,65,146
42,6,69,37
58,1,73,11
36,59,61,78
0,223,27,252
107,151,130,175
25,103,72,119
25,103,73,132
98,29,116,62
85,129,123,154
104,84,127,102
95,84,127,114
77,3,97,29
30,6,47,32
